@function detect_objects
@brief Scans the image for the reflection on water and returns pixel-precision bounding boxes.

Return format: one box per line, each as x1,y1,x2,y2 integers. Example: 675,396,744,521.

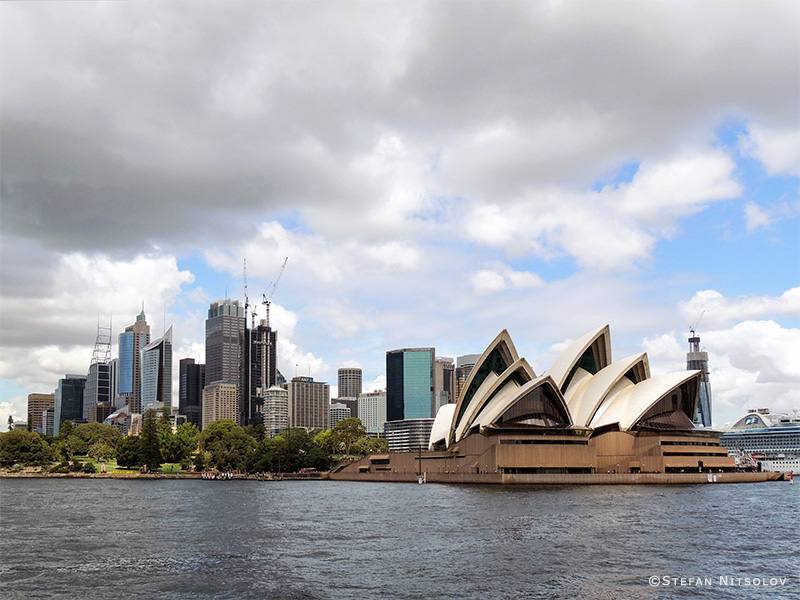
0,479,796,599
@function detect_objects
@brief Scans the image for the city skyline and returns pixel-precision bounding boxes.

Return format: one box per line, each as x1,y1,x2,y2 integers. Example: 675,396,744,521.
1,1,798,428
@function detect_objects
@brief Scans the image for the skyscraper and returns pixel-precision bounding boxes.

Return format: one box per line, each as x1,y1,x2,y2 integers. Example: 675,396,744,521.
27,393,55,433
687,329,712,427
84,321,112,420
386,348,435,421
118,310,150,414
287,376,330,430
338,368,362,399
205,300,245,423
179,358,205,430
141,326,173,413
434,356,455,411
242,319,278,426
54,374,87,436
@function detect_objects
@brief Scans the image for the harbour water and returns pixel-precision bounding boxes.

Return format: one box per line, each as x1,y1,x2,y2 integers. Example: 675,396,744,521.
1,479,797,599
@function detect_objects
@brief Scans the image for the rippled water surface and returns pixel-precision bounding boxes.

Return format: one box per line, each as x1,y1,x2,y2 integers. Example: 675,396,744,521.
1,479,797,599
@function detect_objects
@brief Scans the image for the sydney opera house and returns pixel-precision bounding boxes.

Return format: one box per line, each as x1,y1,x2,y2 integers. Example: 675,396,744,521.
333,326,784,484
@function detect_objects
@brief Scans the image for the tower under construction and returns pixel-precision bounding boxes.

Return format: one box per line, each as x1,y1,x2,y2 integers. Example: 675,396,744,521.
687,329,712,427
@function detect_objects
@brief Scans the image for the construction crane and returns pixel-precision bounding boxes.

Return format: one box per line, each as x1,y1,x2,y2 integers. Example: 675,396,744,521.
689,309,705,338
243,258,258,329
262,257,288,328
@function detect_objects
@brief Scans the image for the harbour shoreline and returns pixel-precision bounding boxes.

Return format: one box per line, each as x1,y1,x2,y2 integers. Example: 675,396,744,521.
2,469,789,484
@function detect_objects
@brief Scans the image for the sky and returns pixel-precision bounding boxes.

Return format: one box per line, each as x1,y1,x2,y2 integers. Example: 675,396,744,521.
1,0,798,429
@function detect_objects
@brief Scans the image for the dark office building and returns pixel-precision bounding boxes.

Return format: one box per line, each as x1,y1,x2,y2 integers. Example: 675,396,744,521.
242,320,278,426
54,374,87,436
179,358,205,429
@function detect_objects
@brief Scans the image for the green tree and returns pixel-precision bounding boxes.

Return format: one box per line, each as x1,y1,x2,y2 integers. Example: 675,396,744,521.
245,437,276,472
197,420,240,451
56,420,74,441
210,429,256,471
270,427,329,473
351,436,389,456
0,429,55,467
116,436,142,467
74,422,123,449
161,423,198,463
194,450,212,471
139,410,163,471
330,418,367,456
88,440,115,461
243,423,267,442
313,429,337,455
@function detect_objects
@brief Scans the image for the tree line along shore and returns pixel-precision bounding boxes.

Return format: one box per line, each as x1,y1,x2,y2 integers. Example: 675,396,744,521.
0,409,387,476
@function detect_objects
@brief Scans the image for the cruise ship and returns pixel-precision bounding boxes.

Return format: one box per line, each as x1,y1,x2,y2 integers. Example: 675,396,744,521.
720,408,800,474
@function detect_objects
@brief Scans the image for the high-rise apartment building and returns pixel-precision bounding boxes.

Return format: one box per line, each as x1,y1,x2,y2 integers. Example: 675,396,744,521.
202,382,238,430
263,385,289,437
687,329,712,427
434,356,455,411
118,310,150,414
243,319,278,426
358,390,387,434
338,368,362,400
141,326,173,413
27,393,55,433
54,374,87,436
386,348,435,421
287,377,330,430
179,358,205,430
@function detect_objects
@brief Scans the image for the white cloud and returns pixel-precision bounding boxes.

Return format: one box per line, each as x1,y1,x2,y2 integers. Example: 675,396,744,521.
743,199,799,233
461,149,740,271
470,264,544,296
362,240,422,273
739,123,800,177
612,150,741,228
679,287,800,329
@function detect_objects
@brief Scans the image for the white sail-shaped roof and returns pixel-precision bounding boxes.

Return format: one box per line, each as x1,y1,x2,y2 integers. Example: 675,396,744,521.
544,325,612,393
429,403,457,450
455,358,536,442
437,326,700,449
590,370,701,431
450,329,519,445
472,374,571,431
567,353,651,428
